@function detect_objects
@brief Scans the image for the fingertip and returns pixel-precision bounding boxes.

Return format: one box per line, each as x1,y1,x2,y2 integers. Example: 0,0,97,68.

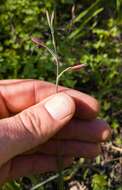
95,119,111,142
76,96,100,120
64,89,100,120
87,97,100,119
90,119,111,142
102,124,112,141
44,92,76,121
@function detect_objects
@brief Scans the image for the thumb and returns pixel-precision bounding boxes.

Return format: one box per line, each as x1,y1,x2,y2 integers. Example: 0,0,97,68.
0,93,75,167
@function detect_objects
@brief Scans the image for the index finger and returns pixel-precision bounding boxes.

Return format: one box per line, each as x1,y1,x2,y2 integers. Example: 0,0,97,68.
0,80,100,119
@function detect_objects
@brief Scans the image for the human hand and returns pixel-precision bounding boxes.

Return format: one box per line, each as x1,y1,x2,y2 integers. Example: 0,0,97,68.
0,80,111,184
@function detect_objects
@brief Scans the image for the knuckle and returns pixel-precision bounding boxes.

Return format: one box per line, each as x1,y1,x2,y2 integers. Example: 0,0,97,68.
17,109,42,142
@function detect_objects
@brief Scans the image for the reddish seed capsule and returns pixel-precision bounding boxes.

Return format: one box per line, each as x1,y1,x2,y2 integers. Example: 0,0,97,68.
31,37,44,48
70,64,86,71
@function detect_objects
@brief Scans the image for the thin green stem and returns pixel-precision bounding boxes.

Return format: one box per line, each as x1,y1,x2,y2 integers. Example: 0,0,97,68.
56,67,72,90
46,10,64,190
48,11,60,93
51,28,57,53
57,67,72,80
30,169,69,190
43,45,57,61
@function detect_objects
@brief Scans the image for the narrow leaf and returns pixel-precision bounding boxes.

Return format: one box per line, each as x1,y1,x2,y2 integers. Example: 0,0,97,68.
73,0,101,24
68,7,104,39
46,10,51,28
51,11,55,27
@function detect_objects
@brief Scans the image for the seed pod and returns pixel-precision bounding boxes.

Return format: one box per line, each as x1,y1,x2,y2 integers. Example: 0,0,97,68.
31,37,45,48
69,64,86,71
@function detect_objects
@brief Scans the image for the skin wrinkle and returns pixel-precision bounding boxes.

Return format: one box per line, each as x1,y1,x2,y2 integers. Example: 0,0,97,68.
0,85,12,116
33,80,37,104
37,106,58,143
32,104,55,142
17,113,35,138
17,103,58,147
0,85,13,115
6,160,13,182
6,117,31,160
35,81,56,103
0,89,10,118
17,112,40,150
0,119,20,167
0,161,10,185
2,115,37,161
23,110,40,136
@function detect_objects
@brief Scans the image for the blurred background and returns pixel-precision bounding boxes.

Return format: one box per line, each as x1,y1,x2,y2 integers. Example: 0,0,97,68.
0,0,122,189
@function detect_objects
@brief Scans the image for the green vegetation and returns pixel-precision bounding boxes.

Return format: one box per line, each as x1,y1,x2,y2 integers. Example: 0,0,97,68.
0,0,121,189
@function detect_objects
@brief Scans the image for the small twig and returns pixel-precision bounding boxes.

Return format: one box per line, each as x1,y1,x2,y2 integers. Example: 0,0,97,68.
71,4,76,20
111,145,122,153
103,144,122,153
112,109,122,116
101,157,122,165
30,173,60,190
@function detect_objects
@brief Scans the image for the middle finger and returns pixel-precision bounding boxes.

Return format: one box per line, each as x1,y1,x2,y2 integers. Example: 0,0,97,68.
54,119,111,142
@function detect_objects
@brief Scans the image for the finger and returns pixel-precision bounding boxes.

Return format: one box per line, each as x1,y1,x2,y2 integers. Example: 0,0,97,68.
0,80,32,118
0,79,30,84
26,140,101,158
0,93,75,167
63,88,100,119
0,155,73,185
0,80,99,119
54,119,111,142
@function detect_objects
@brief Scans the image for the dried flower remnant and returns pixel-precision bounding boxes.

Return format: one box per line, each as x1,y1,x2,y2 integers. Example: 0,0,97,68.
31,36,58,63
69,64,86,71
